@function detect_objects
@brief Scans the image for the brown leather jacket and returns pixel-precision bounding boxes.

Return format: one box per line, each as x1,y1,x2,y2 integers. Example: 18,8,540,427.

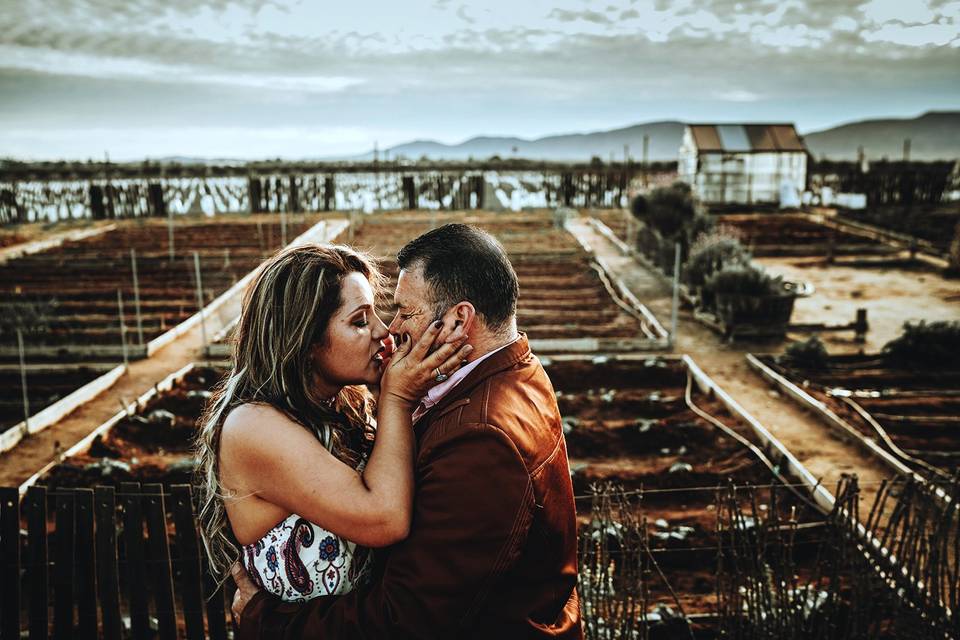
237,334,583,639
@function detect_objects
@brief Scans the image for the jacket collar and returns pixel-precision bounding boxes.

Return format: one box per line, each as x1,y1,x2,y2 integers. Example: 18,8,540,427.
415,332,531,430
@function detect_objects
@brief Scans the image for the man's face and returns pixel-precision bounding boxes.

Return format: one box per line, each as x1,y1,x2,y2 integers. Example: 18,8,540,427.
389,265,437,348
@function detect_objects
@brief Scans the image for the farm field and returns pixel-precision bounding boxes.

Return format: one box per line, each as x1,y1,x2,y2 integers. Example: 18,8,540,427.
2,204,958,638
716,212,892,257
0,214,330,446
0,364,113,435
348,210,658,342
18,359,825,634
553,356,824,622
842,203,960,256
0,215,317,357
588,206,959,353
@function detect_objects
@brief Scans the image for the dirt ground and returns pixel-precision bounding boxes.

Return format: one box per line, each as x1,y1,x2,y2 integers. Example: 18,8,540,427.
0,212,322,245
0,213,338,487
757,256,960,353
0,217,111,246
0,322,209,487
569,217,897,513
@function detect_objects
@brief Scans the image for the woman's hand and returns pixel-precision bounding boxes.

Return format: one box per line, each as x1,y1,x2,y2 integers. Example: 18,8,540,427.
380,320,473,406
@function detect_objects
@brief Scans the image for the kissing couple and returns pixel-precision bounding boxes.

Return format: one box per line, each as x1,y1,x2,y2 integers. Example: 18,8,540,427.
195,223,583,639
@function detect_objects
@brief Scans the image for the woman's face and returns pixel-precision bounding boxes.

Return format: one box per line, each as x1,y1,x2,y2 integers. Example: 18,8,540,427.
310,272,391,396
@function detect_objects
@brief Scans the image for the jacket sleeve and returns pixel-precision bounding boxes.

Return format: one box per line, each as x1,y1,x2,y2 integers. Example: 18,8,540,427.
237,421,535,640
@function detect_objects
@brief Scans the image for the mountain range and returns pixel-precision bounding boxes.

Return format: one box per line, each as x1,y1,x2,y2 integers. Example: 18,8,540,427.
366,111,959,163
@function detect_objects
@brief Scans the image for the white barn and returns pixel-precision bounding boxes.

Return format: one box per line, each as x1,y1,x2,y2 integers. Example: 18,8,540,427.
678,123,808,206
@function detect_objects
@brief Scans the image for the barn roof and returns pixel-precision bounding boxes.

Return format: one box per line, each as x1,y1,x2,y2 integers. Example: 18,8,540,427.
687,124,807,153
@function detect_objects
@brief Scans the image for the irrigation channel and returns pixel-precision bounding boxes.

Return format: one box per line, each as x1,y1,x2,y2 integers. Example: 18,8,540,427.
749,352,960,482
2,207,959,638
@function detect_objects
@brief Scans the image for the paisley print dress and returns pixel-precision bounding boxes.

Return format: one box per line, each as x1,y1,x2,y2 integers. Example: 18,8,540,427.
239,412,375,602
241,513,371,602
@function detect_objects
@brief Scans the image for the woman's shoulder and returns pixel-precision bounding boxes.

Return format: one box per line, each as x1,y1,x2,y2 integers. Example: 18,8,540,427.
224,401,285,425
221,402,303,453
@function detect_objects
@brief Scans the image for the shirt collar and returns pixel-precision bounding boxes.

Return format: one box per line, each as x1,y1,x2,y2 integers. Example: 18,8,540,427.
414,334,521,420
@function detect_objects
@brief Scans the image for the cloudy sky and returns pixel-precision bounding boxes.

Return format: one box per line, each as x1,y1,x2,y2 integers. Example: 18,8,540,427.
1,0,958,160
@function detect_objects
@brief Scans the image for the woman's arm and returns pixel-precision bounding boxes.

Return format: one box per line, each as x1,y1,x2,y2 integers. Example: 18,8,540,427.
220,323,472,548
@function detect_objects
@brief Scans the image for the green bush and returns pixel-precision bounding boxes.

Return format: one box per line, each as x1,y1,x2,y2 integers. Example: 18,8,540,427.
882,321,960,368
684,228,750,289
684,213,716,247
703,264,782,297
631,182,696,239
782,336,829,370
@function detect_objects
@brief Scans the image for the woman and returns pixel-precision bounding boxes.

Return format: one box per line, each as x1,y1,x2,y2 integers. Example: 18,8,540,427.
195,243,471,602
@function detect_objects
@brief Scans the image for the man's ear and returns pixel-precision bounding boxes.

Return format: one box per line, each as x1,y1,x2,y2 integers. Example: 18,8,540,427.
443,302,475,343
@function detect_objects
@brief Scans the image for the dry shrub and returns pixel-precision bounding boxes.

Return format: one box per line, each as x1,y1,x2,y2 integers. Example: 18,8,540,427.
704,264,782,298
782,336,829,370
882,320,960,368
684,226,751,289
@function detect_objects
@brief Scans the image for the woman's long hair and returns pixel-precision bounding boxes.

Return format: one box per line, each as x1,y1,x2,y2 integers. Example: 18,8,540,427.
194,243,383,581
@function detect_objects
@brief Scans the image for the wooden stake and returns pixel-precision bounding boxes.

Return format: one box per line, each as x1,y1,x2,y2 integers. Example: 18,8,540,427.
117,289,129,367
16,329,30,433
193,251,208,353
167,205,175,260
130,248,144,345
671,242,681,349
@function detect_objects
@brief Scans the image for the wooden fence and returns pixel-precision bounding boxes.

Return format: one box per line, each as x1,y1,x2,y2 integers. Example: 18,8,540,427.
0,483,230,640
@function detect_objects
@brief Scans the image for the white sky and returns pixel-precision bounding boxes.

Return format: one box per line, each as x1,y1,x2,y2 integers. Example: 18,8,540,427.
1,0,958,159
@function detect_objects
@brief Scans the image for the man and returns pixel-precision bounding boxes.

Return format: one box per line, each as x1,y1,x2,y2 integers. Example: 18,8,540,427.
232,223,583,639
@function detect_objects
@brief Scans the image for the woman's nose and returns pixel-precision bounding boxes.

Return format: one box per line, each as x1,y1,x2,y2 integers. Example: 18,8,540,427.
372,314,390,340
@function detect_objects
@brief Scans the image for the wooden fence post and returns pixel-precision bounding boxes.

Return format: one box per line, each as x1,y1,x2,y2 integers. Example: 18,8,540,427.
120,482,150,640
0,487,20,640
52,492,75,640
171,485,206,640
94,487,122,640
143,484,177,640
75,489,98,640
26,486,48,640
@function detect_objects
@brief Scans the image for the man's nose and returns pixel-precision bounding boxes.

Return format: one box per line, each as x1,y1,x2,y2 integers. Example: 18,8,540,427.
387,312,402,336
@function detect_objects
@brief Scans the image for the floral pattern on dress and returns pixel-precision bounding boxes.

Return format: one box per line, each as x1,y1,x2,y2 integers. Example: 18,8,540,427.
241,514,371,603
239,429,374,603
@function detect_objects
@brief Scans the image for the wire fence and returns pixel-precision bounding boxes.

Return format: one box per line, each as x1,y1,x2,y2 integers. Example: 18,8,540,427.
579,474,960,640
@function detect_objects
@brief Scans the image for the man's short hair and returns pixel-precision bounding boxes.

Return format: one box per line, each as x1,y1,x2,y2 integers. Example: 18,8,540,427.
397,223,519,333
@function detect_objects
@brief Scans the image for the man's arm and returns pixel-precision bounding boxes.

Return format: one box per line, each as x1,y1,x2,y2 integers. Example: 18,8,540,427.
237,422,534,640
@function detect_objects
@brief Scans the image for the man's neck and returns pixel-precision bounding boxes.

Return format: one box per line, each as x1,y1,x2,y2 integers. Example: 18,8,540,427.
464,323,519,363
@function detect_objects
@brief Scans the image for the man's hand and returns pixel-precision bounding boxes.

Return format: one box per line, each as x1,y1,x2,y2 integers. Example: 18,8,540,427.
231,561,261,625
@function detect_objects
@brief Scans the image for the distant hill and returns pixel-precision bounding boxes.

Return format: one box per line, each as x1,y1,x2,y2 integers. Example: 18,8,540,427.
367,121,687,163
17,112,952,166
366,112,960,163
803,111,960,161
